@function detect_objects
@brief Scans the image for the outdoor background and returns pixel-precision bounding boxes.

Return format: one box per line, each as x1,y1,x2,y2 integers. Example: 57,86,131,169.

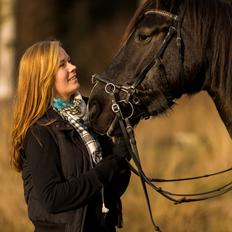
0,0,232,231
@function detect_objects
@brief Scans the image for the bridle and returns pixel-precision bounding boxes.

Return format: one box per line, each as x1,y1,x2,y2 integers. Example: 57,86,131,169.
92,5,185,135
90,3,232,232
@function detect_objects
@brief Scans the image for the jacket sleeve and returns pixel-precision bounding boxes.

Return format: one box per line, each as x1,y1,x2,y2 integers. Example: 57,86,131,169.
23,125,102,213
97,134,131,198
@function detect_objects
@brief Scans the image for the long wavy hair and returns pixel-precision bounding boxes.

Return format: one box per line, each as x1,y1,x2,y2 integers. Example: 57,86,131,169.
10,40,61,172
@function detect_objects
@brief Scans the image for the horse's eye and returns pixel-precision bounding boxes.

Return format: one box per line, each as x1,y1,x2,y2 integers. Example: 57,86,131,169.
139,34,149,41
134,30,152,43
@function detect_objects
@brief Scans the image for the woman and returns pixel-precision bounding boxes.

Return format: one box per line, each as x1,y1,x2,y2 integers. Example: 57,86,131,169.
10,40,130,232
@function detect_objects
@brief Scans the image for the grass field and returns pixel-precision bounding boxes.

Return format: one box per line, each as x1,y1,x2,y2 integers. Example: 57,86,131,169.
1,91,232,232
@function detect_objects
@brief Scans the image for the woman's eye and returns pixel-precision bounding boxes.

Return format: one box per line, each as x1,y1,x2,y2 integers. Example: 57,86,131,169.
59,62,66,68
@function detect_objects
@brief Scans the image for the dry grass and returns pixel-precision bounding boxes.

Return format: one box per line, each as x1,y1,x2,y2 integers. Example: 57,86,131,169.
1,92,232,232
0,100,33,232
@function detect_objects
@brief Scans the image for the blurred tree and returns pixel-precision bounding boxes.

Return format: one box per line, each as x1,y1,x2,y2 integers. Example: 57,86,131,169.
0,0,15,99
15,0,75,65
65,0,137,92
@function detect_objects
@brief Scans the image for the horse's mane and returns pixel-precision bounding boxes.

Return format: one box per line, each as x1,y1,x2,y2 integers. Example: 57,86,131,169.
189,0,232,132
185,0,232,104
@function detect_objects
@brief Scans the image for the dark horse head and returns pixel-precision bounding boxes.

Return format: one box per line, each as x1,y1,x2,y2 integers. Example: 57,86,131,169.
88,0,232,137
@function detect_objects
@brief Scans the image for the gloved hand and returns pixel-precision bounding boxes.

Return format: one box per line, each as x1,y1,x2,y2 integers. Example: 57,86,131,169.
112,138,131,161
94,155,128,184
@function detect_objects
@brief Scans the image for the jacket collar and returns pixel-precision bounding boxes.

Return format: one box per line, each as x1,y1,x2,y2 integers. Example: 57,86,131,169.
38,107,74,131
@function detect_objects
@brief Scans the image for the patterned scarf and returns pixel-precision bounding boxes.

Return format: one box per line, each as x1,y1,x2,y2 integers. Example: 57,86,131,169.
52,93,109,214
51,93,102,166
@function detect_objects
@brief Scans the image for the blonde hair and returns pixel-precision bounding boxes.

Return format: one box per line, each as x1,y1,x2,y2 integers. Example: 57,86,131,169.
10,40,61,172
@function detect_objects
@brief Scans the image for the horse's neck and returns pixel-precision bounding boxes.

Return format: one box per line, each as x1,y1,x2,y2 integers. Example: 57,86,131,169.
208,88,232,137
204,61,232,138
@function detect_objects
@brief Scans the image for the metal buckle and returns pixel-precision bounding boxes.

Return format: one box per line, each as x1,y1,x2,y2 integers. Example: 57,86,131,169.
132,97,140,105
112,103,120,113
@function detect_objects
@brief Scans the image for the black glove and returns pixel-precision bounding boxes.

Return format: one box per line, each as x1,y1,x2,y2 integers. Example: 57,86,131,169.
94,155,128,184
112,138,131,160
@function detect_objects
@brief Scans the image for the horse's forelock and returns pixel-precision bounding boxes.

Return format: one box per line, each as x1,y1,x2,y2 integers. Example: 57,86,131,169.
120,0,156,48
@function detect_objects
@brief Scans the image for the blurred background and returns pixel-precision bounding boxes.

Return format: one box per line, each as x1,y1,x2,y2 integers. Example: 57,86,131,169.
0,0,232,231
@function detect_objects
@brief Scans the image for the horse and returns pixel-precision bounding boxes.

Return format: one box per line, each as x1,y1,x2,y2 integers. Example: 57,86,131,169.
87,0,232,138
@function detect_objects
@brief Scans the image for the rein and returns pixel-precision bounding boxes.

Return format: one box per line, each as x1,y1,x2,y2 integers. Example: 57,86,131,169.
91,4,232,232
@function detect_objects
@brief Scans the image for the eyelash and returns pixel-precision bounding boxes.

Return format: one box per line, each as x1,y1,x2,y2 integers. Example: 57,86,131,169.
59,59,71,68
59,62,66,68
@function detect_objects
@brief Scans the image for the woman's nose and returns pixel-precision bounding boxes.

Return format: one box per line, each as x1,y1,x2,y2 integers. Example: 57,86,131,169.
68,62,76,72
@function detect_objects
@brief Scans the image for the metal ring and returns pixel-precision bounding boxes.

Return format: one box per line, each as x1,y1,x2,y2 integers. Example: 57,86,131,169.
105,83,116,94
127,101,135,119
118,100,135,119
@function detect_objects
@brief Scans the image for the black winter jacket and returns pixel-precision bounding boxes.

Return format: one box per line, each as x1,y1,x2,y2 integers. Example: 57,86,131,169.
21,108,130,232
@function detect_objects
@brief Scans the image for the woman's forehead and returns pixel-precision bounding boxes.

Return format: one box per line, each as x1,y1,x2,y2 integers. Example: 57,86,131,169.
59,47,69,60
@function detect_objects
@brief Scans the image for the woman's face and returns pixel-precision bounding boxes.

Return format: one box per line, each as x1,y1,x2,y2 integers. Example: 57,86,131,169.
54,47,79,100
